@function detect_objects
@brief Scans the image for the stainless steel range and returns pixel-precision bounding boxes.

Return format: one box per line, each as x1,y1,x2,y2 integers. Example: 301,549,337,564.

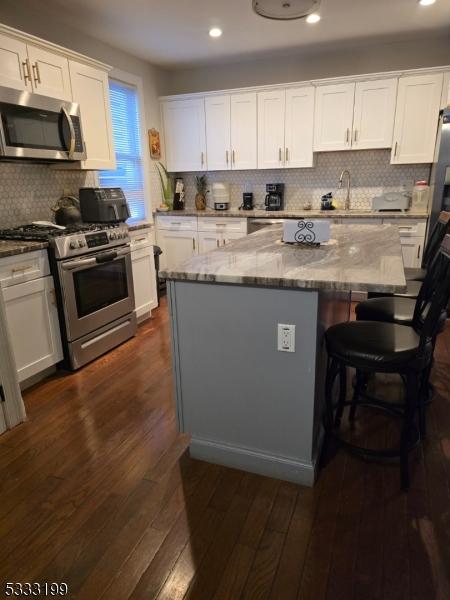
0,223,137,370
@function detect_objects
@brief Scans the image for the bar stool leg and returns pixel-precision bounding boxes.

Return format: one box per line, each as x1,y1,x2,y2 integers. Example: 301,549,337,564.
324,357,337,433
400,372,418,491
349,370,365,422
334,365,347,428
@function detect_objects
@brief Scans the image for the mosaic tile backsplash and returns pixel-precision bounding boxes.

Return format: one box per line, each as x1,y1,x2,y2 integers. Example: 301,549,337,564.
0,163,98,229
177,150,430,211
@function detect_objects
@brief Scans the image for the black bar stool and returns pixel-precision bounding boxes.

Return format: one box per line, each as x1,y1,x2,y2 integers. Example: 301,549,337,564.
322,235,450,490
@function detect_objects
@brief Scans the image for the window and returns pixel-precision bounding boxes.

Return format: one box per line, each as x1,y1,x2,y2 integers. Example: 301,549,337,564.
99,79,146,221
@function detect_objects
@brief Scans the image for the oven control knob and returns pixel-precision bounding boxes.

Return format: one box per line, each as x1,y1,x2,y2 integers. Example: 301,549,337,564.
109,232,116,240
78,240,85,248
69,241,77,249
117,232,123,239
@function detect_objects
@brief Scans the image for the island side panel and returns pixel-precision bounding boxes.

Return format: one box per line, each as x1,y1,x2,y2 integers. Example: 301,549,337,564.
168,280,322,485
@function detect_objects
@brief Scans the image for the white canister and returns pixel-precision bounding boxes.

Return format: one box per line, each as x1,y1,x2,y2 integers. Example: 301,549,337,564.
411,180,430,213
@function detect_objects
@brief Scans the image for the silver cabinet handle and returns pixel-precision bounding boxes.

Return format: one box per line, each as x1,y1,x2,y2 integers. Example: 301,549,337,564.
201,151,204,166
345,128,350,143
417,244,421,259
394,141,398,157
285,147,289,162
232,150,236,165
22,59,31,84
279,148,282,162
11,265,34,274
32,62,41,84
49,288,57,306
192,237,196,251
353,129,357,142
226,150,229,165
216,239,219,248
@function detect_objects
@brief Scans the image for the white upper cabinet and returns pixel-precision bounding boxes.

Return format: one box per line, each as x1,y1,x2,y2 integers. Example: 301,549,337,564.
352,78,397,149
26,45,72,101
0,33,29,91
391,73,443,164
284,87,315,168
314,83,355,151
258,90,286,169
162,98,207,172
258,87,314,169
205,95,231,170
69,60,116,170
230,92,257,170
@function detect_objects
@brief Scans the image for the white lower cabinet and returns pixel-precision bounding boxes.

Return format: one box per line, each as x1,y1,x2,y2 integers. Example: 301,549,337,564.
157,229,199,271
3,274,63,382
399,238,423,268
130,231,157,321
198,231,221,254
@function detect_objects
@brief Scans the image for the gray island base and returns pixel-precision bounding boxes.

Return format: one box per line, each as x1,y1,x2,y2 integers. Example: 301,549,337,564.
162,224,407,486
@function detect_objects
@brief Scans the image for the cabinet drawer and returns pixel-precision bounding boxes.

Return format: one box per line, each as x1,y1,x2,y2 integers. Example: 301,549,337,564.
130,230,153,251
382,219,427,237
156,216,198,231
197,217,247,233
0,250,50,288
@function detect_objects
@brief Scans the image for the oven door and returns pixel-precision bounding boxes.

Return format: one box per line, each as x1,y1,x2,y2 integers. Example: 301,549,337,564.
58,247,135,341
0,87,86,161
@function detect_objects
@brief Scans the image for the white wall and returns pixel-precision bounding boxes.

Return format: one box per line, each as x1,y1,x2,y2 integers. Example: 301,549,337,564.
164,35,450,95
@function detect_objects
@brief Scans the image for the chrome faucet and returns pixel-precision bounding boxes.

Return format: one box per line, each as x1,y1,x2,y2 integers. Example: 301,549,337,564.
338,169,351,210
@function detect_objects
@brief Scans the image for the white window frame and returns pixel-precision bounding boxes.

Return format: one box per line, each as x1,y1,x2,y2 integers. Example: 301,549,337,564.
106,68,153,223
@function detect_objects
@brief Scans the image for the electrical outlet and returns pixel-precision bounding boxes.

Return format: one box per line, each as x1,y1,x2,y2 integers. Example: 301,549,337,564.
277,324,295,353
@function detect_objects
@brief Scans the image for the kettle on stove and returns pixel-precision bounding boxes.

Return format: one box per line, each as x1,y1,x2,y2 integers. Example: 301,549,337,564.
51,195,82,226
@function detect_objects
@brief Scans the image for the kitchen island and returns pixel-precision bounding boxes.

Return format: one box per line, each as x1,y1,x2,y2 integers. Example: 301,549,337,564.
161,224,406,486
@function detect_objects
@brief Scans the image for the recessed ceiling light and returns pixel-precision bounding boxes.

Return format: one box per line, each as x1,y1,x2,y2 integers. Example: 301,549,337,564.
209,28,222,38
306,12,321,23
419,0,436,5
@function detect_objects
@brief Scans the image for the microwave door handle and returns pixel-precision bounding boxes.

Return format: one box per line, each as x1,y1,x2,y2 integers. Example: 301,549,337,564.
61,107,75,159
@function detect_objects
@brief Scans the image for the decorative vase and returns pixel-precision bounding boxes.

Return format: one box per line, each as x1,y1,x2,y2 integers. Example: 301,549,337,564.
195,193,206,210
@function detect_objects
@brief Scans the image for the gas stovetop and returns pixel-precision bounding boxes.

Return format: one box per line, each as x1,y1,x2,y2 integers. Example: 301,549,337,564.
0,222,130,259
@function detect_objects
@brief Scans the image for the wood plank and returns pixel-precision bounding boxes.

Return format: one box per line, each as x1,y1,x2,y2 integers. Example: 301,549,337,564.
240,528,286,600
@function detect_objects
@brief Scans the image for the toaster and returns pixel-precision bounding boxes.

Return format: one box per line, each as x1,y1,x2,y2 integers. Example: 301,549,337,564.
79,187,131,223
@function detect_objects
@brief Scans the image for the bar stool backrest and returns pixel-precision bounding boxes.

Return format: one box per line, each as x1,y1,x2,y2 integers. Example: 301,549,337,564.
414,234,450,359
422,211,450,268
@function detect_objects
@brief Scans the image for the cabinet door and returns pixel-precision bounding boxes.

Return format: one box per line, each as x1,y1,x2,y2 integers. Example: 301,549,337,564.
400,237,423,268
198,231,221,254
26,45,72,101
230,92,257,170
222,231,247,246
391,74,443,164
162,99,207,172
131,246,157,320
258,90,286,169
285,86,315,168
3,276,63,382
313,83,355,151
205,95,231,171
352,78,397,149
0,33,30,91
69,60,116,169
158,230,198,271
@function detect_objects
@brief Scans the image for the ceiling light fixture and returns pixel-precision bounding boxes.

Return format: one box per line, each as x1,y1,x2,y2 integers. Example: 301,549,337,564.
253,0,321,20
306,12,321,23
419,0,436,4
209,27,222,38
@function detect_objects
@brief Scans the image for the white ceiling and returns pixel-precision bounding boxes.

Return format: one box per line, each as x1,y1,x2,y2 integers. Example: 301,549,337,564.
32,0,450,67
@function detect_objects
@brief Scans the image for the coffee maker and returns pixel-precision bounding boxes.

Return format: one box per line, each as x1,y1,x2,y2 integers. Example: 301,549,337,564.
265,184,284,211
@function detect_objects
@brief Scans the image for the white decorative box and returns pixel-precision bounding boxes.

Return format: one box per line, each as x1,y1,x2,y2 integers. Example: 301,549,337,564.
282,220,331,244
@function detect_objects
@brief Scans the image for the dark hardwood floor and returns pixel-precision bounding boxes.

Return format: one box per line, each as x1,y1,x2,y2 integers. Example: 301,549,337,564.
0,300,449,599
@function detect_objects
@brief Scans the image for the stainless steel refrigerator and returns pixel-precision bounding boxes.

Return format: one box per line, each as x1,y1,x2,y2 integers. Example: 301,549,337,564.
429,107,450,235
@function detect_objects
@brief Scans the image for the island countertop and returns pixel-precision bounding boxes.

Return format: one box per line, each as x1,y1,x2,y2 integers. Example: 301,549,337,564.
160,223,407,293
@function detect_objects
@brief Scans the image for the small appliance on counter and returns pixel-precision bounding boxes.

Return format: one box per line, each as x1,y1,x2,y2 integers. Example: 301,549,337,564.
211,182,230,210
411,180,430,213
79,187,131,223
372,191,410,212
265,183,284,211
52,195,82,226
241,192,254,210
173,178,185,210
320,193,335,211
283,220,331,244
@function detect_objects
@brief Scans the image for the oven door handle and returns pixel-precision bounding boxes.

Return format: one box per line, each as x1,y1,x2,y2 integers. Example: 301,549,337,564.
61,257,97,270
96,251,118,263
61,107,76,159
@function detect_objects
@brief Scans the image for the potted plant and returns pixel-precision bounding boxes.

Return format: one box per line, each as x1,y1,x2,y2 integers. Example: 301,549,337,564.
156,162,174,210
195,175,207,210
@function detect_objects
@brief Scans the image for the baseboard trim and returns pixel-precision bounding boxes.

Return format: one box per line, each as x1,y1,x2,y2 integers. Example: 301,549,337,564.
189,437,317,486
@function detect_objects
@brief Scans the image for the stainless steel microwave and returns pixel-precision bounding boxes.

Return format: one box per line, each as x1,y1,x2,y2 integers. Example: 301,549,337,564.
0,86,86,161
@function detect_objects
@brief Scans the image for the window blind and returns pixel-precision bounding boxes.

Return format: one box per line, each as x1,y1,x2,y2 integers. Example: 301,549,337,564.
99,80,146,221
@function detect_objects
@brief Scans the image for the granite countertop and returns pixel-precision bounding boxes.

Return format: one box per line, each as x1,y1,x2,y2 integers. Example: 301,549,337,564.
160,224,407,293
127,220,153,231
0,240,49,259
154,208,427,220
